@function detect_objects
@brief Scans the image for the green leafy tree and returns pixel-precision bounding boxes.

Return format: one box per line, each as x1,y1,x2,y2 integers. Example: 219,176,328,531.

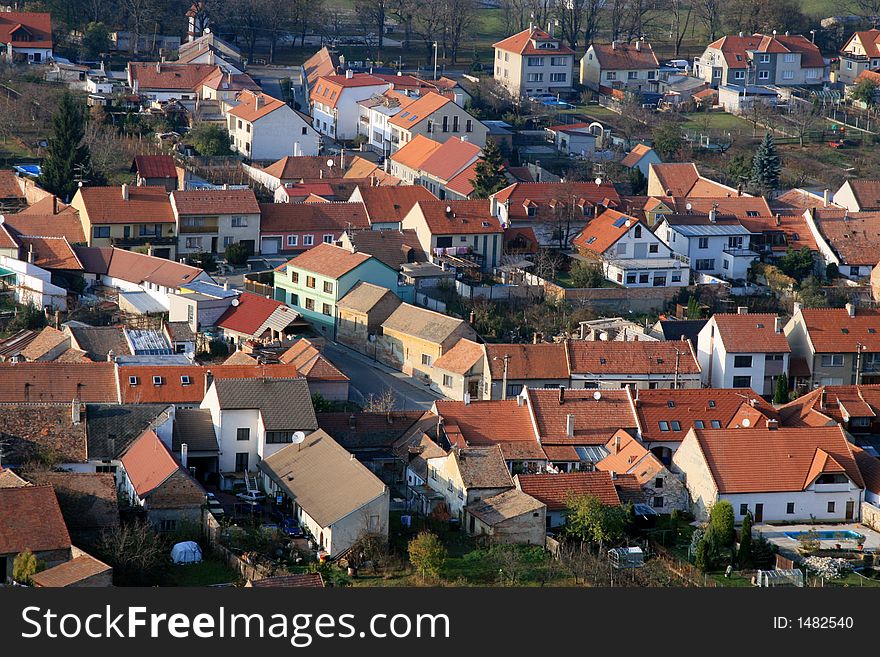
188,122,233,156
568,261,605,288
686,295,703,319
694,537,709,571
39,93,102,201
652,121,684,159
224,242,250,266
797,276,828,308
469,138,507,198
850,77,879,106
776,247,815,282
751,534,775,568
187,251,217,272
726,153,753,187
82,22,111,58
564,493,627,548
408,531,447,582
773,374,789,405
311,392,333,412
709,500,735,547
750,132,781,195
738,512,753,568
629,166,647,195
13,549,40,584
209,339,230,359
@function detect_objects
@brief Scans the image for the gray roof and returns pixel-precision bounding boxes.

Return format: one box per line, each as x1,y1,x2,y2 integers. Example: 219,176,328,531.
259,429,387,527
86,404,171,460
173,408,219,452
466,488,544,525
213,377,317,431
454,446,514,489
67,325,131,361
381,303,467,344
666,223,754,237
336,281,400,314
656,319,707,344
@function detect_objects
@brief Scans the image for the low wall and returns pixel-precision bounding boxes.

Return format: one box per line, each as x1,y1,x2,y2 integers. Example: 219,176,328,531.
455,280,543,302
862,501,880,532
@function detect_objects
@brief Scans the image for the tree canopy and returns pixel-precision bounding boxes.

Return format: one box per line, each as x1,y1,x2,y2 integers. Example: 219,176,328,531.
39,93,104,201
470,138,507,199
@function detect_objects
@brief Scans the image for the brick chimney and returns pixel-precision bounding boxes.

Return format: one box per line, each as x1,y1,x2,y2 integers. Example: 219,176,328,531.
122,184,129,201
566,414,575,438
558,387,565,405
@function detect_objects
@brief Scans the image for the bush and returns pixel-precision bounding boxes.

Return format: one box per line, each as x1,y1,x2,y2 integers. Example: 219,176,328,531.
408,531,447,582
186,251,217,272
709,500,735,548
208,339,230,358
187,122,232,156
224,242,250,266
8,304,47,332
13,549,41,584
568,261,605,288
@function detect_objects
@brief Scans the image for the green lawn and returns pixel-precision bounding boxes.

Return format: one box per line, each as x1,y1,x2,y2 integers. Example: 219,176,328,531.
680,112,753,133
162,559,241,587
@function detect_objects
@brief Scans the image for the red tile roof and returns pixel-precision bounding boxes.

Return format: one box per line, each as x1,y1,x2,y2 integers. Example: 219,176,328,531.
568,340,701,375
621,143,654,168
517,471,620,509
444,160,483,198
590,41,659,70
172,188,259,215
128,62,219,91
635,387,772,443
811,209,880,265
708,33,823,69
103,248,205,288
261,155,348,181
0,484,70,555
133,155,177,179
118,363,298,404
0,362,118,403
303,47,340,88
31,554,111,587
259,202,369,233
410,200,502,235
710,313,790,353
492,181,622,222
200,70,261,93
0,169,24,199
310,73,388,109
435,399,536,446
843,29,880,59
595,430,664,485
778,385,880,427
853,444,880,495
649,163,736,197
120,429,180,498
77,185,174,225
227,90,287,122
688,426,863,493
493,27,575,55
390,135,443,171
17,236,83,270
0,12,52,49
3,208,87,244
282,242,373,278
278,339,349,382
798,307,880,352
418,138,482,182
571,208,642,254
842,180,880,210
485,342,570,380
216,292,295,336
526,387,638,445
388,92,452,128
432,339,484,375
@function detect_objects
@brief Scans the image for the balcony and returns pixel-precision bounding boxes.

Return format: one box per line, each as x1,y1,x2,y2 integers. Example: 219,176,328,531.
179,222,219,234
812,483,852,493
112,235,177,247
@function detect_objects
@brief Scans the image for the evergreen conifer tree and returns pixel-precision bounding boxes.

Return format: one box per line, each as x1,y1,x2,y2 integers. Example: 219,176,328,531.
750,132,781,195
39,93,102,201
470,138,507,198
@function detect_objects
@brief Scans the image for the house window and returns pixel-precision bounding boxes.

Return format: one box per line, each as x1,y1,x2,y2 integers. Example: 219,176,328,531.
287,235,298,247
606,71,617,81
695,259,714,271
759,54,770,63
443,374,453,387
639,272,649,284
323,281,333,294
654,477,664,488
507,383,523,397
740,504,748,516
302,127,308,135
733,355,753,368
96,465,117,474
291,271,299,284
732,375,751,388
466,119,473,132
647,70,656,80
306,276,316,288
152,376,163,385
231,216,248,227
322,303,332,316
786,502,795,514
652,496,664,508
442,116,449,132
237,428,250,441
527,73,544,82
626,273,637,285
628,71,638,80
550,73,566,82
671,271,682,282
303,235,314,246
758,70,769,80
710,420,721,428
659,421,670,432
305,298,315,311
649,243,658,253
694,420,704,428
421,354,432,366
527,56,544,66
821,354,844,367
634,225,642,238
784,53,796,63
93,226,111,238
734,71,745,80
728,236,743,249
782,70,794,80
670,421,681,431
223,236,234,247
827,501,836,513
698,237,709,249
323,234,334,244
266,432,293,444
186,237,202,249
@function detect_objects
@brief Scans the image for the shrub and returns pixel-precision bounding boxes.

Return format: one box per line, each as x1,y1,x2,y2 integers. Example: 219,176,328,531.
224,242,250,266
568,261,605,288
408,531,447,582
208,339,230,358
709,500,735,548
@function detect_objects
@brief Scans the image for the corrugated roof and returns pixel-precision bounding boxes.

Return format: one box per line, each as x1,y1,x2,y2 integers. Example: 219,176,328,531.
31,554,111,587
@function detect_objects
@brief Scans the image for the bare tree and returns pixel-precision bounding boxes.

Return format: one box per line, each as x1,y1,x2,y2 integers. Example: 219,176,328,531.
695,0,722,41
411,0,447,65
667,0,692,57
355,0,389,58
786,100,822,147
443,0,478,64
556,0,603,49
262,0,297,64
850,0,880,25
366,388,397,413
120,0,158,55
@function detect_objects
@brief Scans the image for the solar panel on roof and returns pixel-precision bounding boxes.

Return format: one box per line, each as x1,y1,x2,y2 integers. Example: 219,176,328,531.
575,446,609,462
613,217,627,227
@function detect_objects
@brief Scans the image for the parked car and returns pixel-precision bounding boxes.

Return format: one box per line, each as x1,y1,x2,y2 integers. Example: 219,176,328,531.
206,493,225,518
236,490,266,503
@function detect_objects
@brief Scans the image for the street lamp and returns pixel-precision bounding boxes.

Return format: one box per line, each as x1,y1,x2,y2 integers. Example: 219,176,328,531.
433,42,439,81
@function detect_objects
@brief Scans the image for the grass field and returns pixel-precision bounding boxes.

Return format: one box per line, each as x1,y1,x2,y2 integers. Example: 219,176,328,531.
162,559,241,587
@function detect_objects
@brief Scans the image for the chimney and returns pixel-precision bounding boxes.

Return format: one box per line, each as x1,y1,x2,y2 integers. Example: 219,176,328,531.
635,40,642,51
610,470,617,480
613,434,621,454
737,306,748,315
52,196,58,214
71,398,81,425
775,213,781,226
611,40,619,50
566,414,575,437
155,62,161,74
766,419,779,430
346,69,354,79
846,302,856,317
106,349,115,362
223,280,230,291
464,393,471,405
517,395,524,407
205,369,214,395
181,443,188,468
122,183,129,201
709,204,718,223
793,301,803,315
774,316,782,334
820,388,827,409
558,387,565,405
254,94,262,110
785,31,790,36
823,189,830,207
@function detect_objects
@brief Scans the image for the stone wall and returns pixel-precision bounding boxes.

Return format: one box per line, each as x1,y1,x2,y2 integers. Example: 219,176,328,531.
861,501,880,532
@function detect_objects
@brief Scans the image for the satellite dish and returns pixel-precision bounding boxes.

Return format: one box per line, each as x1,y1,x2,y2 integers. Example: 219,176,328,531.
685,202,692,211
595,177,602,186
593,390,602,401
230,298,240,307
326,159,335,168
624,220,632,228
292,431,306,444
742,418,751,427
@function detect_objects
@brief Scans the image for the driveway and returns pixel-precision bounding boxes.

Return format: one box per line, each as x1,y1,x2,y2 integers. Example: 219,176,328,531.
322,341,443,411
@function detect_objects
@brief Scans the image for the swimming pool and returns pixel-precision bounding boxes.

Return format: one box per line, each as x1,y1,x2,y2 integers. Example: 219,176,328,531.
784,530,865,542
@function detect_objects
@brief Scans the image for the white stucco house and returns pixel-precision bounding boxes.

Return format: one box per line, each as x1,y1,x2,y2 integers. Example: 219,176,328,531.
225,90,320,160
310,71,391,141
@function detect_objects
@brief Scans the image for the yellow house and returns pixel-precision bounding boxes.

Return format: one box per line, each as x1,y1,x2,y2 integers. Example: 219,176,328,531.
70,184,178,260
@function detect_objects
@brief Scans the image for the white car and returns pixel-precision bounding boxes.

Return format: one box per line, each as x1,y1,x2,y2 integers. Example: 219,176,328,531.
236,491,266,503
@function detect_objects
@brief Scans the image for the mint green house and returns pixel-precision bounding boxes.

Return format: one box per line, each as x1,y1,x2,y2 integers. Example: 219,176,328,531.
273,242,414,337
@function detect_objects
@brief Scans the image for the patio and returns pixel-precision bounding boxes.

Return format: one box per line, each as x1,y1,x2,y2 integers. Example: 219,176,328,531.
755,523,880,557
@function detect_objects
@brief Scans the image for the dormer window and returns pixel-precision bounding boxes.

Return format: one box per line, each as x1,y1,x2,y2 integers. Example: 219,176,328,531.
129,376,138,386
152,376,163,386
181,375,191,385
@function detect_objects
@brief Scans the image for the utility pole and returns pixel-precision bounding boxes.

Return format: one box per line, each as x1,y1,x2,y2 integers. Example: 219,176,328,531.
433,41,438,81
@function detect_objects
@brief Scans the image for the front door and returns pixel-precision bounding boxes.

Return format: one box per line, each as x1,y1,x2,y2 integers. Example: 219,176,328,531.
846,500,855,520
211,237,218,253
754,503,763,522
235,452,249,472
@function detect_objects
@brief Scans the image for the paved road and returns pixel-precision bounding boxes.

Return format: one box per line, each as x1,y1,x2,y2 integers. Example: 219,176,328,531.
322,342,442,411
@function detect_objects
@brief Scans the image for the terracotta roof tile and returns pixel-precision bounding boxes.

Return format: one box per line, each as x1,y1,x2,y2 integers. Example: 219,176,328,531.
215,292,296,336
778,385,880,427
0,403,88,464
568,340,701,375
128,62,218,91
649,163,736,197
0,362,118,403
493,27,575,55
450,445,514,489
409,200,502,235
260,201,369,233
227,90,287,122
303,47,340,88
688,426,863,493
621,143,654,168
388,92,452,128
853,444,880,495
812,209,880,264
591,41,659,70
279,339,349,382
120,429,181,497
0,169,24,199
17,236,82,270
389,134,442,170
527,388,638,445
172,188,259,215
432,339,484,375
0,12,52,49
435,399,535,446
31,554,111,587
282,242,373,278
310,73,388,109
516,471,620,509
485,342,569,380
492,181,621,222
77,185,174,225
260,155,348,181
344,228,426,269
710,313,790,352
0,484,70,555
3,210,86,244
595,430,664,484
844,29,880,59
132,155,177,179
572,208,642,254
444,159,482,197
799,307,880,352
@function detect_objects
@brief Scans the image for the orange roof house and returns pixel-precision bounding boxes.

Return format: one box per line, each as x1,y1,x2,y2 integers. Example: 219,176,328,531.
0,12,53,59
127,62,219,95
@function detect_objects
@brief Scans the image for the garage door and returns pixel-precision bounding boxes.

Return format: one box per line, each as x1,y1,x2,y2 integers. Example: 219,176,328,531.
261,237,282,255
